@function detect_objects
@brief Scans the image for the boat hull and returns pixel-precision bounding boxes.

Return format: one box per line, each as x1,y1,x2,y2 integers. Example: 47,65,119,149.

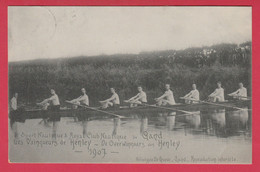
9,100,251,120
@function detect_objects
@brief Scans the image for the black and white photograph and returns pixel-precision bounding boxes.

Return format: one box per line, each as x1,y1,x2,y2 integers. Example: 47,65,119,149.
8,6,252,163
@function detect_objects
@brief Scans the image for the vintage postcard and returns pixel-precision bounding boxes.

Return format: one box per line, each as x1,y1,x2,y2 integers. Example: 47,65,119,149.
8,6,252,163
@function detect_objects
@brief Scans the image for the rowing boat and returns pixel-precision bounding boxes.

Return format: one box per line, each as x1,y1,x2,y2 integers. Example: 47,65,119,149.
9,99,251,119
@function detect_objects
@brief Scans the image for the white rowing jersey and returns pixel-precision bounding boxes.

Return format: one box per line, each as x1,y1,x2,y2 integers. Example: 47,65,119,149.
47,94,60,105
189,89,200,100
163,90,175,104
110,93,120,104
231,87,247,100
76,94,89,106
10,97,17,110
211,88,225,101
136,91,147,102
235,87,247,97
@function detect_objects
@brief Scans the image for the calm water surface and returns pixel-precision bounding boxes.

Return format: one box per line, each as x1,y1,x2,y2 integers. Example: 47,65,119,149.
9,108,251,163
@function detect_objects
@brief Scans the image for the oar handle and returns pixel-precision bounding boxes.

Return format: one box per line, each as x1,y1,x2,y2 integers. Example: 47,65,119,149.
65,100,125,118
180,97,201,102
228,95,251,99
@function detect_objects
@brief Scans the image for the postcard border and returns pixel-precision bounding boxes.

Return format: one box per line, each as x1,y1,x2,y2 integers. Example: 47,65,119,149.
0,0,259,171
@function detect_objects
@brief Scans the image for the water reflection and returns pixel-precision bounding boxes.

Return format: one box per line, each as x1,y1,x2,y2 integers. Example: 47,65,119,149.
112,118,121,136
211,109,226,127
82,119,88,137
9,107,252,163
9,108,251,141
228,108,249,127
140,116,148,134
10,120,19,139
52,121,59,140
166,115,176,131
185,111,201,129
225,108,250,138
199,108,250,138
205,109,226,137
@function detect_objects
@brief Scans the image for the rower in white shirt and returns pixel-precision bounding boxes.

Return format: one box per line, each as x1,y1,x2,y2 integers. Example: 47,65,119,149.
124,86,147,107
208,82,225,102
155,84,176,106
10,93,18,111
181,84,200,104
228,83,247,100
37,89,60,111
99,88,120,109
67,88,89,109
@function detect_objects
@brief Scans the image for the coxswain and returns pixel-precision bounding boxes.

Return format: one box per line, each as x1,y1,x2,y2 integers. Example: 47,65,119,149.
10,93,18,111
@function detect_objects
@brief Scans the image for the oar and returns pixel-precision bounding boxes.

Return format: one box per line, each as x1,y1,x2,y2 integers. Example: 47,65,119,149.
180,97,246,111
65,101,125,118
123,100,195,115
228,95,251,100
132,102,195,115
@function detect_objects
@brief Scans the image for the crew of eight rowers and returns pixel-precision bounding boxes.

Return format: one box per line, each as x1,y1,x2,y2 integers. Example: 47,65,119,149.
24,81,248,111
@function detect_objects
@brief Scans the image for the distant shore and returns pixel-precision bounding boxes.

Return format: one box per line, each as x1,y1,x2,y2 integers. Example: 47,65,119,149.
9,42,251,106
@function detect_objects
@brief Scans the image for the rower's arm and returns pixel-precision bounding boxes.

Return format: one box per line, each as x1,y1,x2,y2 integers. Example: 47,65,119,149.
209,90,217,97
229,90,239,96
129,94,138,101
184,92,192,98
103,94,116,102
39,98,50,104
77,95,87,101
47,95,56,101
157,93,167,100
70,95,82,102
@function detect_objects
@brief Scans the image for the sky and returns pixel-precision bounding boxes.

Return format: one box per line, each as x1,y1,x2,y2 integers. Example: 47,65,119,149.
8,6,252,62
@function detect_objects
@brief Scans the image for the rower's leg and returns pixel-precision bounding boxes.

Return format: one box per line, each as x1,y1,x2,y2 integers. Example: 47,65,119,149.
162,102,167,106
72,101,80,109
216,96,224,102
156,100,163,106
107,102,113,107
100,102,109,109
208,97,215,102
42,103,50,110
128,100,135,107
185,99,191,104
161,100,168,106
134,101,141,107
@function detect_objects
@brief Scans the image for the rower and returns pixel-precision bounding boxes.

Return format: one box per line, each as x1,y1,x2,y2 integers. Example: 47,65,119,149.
208,81,225,102
181,84,200,104
9,92,25,116
124,86,147,107
99,88,120,109
155,84,176,106
10,93,18,111
228,83,247,100
37,89,60,111
67,88,89,109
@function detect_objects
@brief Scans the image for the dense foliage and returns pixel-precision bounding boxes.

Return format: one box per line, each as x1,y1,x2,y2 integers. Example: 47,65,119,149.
9,42,251,106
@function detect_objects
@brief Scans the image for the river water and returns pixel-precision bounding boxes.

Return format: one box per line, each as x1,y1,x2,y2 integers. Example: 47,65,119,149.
9,108,251,163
